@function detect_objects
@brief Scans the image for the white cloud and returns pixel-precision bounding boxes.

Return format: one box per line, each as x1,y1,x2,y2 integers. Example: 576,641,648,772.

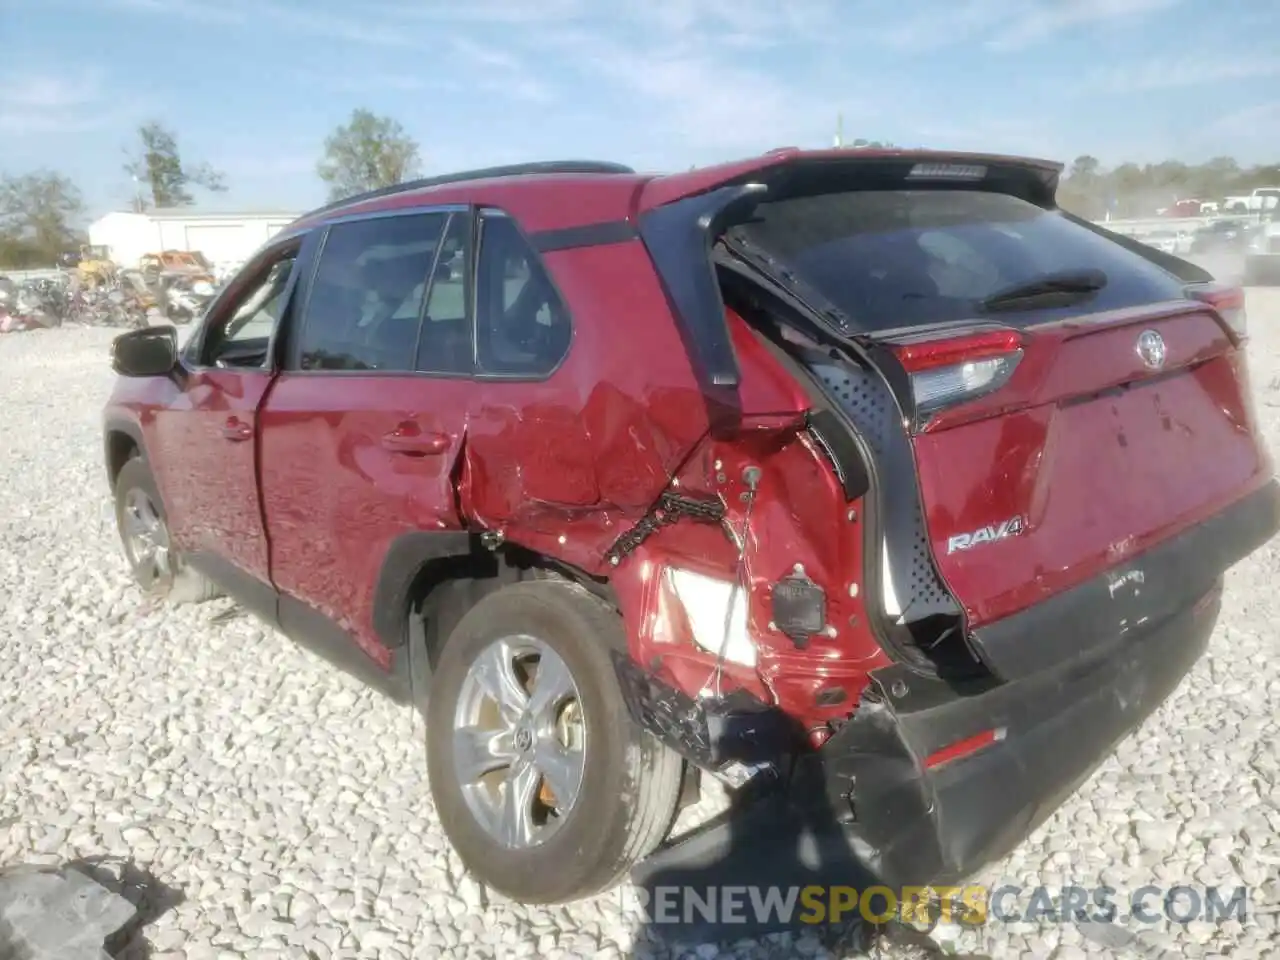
1208,102,1280,138
0,73,99,110
291,70,453,95
376,0,584,25
1082,55,1280,93
106,0,246,22
984,0,1183,51
0,71,144,136
863,0,1183,53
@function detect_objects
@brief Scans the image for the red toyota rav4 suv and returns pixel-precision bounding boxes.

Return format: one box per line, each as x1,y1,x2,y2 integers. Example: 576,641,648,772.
103,150,1278,905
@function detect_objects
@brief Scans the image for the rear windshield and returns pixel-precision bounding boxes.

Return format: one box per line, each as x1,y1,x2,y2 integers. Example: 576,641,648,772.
729,189,1188,333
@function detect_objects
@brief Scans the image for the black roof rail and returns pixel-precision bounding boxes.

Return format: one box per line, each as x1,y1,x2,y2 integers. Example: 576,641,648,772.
293,160,635,224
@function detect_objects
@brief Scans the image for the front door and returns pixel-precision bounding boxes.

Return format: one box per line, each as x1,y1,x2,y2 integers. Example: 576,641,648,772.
150,241,305,605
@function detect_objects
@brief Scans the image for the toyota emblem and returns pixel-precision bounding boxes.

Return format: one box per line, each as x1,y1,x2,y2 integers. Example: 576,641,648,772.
1135,329,1166,370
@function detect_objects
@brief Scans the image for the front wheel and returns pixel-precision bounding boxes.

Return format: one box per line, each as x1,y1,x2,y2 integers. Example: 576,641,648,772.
113,456,219,604
426,580,682,904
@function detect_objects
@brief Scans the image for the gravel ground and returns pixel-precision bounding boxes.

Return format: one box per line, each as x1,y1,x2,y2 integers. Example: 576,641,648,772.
2,293,1279,960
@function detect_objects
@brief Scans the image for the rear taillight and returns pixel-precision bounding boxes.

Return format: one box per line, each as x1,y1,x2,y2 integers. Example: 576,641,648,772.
1187,282,1247,341
889,327,1024,417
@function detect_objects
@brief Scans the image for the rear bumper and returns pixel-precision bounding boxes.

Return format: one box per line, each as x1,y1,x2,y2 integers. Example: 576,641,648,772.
633,575,1223,905
633,480,1278,901
810,574,1222,888
969,478,1280,681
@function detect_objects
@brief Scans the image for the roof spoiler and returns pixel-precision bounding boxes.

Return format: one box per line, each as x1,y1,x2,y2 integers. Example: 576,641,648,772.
637,149,1064,214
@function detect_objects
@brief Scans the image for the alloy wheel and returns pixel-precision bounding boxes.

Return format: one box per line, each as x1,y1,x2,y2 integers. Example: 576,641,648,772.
120,486,172,590
452,635,586,849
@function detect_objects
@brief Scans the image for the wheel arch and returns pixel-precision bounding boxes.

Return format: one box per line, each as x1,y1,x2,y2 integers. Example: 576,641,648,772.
104,416,146,491
376,531,617,711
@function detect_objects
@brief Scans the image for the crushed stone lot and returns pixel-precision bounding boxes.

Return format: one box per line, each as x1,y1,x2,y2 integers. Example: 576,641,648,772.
2,294,1280,960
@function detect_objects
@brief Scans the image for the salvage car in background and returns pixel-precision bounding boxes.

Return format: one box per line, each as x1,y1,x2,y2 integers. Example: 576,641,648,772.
1189,217,1256,254
1141,228,1192,256
102,150,1278,903
1246,212,1280,286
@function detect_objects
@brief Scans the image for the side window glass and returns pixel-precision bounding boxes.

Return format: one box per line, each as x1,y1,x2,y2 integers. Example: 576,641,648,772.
416,213,473,374
475,211,571,376
200,253,296,369
295,213,446,372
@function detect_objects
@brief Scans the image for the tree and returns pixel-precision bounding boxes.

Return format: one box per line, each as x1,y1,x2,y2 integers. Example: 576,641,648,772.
317,109,422,202
1068,155,1102,182
124,121,227,210
0,170,85,267
1055,155,1280,219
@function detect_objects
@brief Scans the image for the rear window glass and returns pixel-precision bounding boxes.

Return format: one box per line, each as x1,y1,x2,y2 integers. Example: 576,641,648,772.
729,190,1187,332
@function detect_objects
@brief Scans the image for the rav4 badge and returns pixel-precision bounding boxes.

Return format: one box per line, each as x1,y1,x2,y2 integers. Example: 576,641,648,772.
946,516,1025,554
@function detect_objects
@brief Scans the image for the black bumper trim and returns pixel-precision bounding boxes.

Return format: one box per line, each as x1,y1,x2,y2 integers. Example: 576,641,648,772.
821,576,1222,887
969,478,1280,681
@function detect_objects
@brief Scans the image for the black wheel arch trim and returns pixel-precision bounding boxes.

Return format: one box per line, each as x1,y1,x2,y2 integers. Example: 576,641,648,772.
372,530,476,649
103,415,146,488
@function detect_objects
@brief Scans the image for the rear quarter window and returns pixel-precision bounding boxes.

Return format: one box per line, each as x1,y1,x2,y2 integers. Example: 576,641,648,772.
732,190,1189,332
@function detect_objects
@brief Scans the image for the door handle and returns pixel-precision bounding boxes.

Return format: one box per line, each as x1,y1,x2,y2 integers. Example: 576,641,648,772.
381,425,450,455
221,418,253,442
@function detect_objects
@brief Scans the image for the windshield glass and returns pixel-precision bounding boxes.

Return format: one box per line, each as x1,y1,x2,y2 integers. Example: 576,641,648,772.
729,189,1188,332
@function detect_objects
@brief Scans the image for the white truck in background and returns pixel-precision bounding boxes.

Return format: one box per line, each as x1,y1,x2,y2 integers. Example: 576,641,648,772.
1223,187,1280,215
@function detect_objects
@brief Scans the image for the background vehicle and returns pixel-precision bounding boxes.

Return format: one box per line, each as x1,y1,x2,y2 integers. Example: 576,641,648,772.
75,244,117,288
1246,211,1280,285
1142,228,1192,255
1189,218,1255,253
138,250,216,285
102,150,1278,905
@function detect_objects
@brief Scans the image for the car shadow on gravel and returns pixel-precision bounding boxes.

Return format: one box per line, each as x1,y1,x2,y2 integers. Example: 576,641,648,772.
65,856,185,959
626,762,992,960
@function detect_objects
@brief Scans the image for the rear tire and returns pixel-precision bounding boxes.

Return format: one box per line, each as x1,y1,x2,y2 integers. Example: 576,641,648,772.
426,579,681,903
113,456,220,604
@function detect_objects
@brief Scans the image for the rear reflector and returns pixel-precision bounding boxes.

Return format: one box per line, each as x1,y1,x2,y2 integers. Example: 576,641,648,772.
888,327,1024,417
1187,282,1246,340
924,727,1006,770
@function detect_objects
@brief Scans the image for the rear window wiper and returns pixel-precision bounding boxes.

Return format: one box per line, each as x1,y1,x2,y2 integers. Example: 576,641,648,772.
979,269,1108,313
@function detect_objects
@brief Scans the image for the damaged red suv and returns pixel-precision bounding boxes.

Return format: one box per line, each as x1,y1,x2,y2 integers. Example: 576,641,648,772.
103,150,1279,905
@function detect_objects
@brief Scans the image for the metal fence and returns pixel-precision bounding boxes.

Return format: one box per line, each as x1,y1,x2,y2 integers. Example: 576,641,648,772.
0,268,66,283
1097,217,1211,237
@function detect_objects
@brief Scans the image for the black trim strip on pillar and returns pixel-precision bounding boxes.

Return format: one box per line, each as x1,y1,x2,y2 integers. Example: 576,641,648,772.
530,219,638,253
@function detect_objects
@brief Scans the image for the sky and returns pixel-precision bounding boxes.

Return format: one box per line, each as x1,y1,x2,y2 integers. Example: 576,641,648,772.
1,0,1278,218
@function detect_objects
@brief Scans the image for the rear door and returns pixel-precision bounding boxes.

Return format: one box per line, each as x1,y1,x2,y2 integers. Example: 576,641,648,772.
729,180,1272,631
258,207,474,668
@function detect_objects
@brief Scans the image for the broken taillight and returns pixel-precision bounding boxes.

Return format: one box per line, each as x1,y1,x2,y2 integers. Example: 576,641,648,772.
887,326,1024,418
1186,282,1247,341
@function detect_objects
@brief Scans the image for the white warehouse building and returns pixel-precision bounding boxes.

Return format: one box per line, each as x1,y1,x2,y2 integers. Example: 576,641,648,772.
88,208,302,270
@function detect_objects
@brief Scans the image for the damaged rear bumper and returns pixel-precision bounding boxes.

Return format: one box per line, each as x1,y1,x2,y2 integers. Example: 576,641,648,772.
809,574,1222,888
633,575,1222,899
633,480,1279,895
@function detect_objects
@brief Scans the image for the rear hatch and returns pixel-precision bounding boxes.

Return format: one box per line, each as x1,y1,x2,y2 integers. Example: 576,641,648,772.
642,153,1273,675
